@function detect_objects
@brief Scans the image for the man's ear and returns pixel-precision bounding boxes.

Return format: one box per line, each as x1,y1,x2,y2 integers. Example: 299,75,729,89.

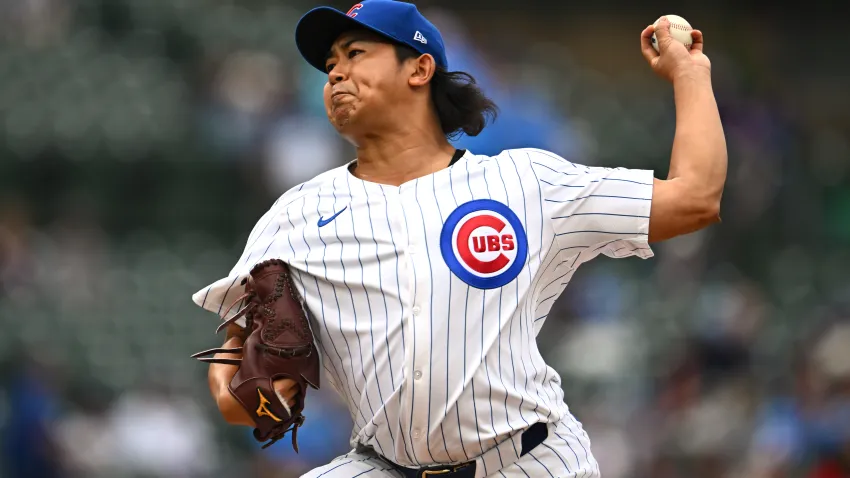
408,54,436,87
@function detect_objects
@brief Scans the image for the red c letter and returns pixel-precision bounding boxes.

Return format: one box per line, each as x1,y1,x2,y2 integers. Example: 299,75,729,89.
346,3,363,17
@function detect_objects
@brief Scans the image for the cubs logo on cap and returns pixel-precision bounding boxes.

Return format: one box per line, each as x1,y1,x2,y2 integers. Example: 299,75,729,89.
295,0,448,74
440,199,528,289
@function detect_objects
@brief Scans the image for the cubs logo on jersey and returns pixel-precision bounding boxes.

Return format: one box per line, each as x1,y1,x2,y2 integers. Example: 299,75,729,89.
440,199,528,289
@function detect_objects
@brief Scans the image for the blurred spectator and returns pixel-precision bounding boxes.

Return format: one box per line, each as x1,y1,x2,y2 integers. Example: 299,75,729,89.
1,354,65,478
806,323,850,478
0,0,72,47
262,115,346,193
198,50,289,160
105,379,219,477
0,197,35,299
44,191,108,309
55,381,117,477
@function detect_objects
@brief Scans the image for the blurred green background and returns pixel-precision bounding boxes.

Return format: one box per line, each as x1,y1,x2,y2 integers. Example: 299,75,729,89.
0,1,848,477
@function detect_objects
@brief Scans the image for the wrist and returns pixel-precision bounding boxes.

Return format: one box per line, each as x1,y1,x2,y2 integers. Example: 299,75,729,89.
672,65,712,84
225,323,249,342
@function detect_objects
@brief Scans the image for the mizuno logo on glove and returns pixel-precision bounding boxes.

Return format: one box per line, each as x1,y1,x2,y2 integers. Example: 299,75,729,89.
256,389,283,422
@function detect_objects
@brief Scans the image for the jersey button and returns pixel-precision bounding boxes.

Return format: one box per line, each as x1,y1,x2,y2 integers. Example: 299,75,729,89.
409,246,417,255
412,429,422,439
412,306,421,316
413,370,422,380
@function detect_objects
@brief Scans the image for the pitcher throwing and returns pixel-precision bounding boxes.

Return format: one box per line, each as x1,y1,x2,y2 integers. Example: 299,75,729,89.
192,1,727,477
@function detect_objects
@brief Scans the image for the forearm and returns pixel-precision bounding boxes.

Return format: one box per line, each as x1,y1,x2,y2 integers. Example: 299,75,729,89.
207,334,242,400
207,332,256,427
668,68,727,211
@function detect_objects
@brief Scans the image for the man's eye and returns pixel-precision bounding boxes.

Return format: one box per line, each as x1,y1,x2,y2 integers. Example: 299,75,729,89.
348,49,363,59
325,63,336,73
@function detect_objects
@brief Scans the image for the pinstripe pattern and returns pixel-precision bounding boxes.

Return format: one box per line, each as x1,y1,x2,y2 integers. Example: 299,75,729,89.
193,148,653,476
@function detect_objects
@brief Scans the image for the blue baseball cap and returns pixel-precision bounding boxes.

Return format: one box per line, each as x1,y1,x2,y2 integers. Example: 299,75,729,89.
295,0,448,73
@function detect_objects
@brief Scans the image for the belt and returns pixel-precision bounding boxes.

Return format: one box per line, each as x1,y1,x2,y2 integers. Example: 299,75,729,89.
389,422,549,478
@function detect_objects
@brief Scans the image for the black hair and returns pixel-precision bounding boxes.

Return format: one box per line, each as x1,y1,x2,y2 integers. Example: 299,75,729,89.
394,44,498,139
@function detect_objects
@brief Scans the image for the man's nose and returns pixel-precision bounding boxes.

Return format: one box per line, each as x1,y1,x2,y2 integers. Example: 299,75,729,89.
328,64,347,85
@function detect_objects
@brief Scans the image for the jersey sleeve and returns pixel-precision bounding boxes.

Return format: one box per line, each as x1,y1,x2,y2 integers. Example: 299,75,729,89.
525,148,654,263
191,185,305,322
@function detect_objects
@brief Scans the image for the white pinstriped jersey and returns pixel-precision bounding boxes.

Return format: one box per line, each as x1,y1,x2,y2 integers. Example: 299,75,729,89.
193,148,654,476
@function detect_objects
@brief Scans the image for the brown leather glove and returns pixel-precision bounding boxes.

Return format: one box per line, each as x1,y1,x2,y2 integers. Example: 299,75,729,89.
192,259,320,451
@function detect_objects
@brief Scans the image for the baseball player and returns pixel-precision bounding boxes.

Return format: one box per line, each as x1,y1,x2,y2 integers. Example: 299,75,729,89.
192,1,727,477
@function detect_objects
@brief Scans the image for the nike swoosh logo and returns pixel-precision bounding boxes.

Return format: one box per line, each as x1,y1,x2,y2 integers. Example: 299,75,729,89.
318,206,348,227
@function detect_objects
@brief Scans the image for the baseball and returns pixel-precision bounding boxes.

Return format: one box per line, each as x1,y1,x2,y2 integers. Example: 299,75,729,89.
651,14,693,53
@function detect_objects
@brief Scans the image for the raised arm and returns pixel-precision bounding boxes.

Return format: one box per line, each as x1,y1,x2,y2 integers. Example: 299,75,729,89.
641,17,727,243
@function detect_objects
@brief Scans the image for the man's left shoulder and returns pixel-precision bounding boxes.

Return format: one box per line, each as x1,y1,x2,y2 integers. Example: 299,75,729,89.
480,148,573,165
460,148,534,166
476,148,581,176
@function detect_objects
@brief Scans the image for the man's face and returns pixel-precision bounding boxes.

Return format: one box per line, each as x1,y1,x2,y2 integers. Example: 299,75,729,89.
323,30,411,137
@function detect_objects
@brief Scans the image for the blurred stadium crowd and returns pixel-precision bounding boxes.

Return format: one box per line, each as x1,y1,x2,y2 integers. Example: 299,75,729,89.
0,0,848,477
